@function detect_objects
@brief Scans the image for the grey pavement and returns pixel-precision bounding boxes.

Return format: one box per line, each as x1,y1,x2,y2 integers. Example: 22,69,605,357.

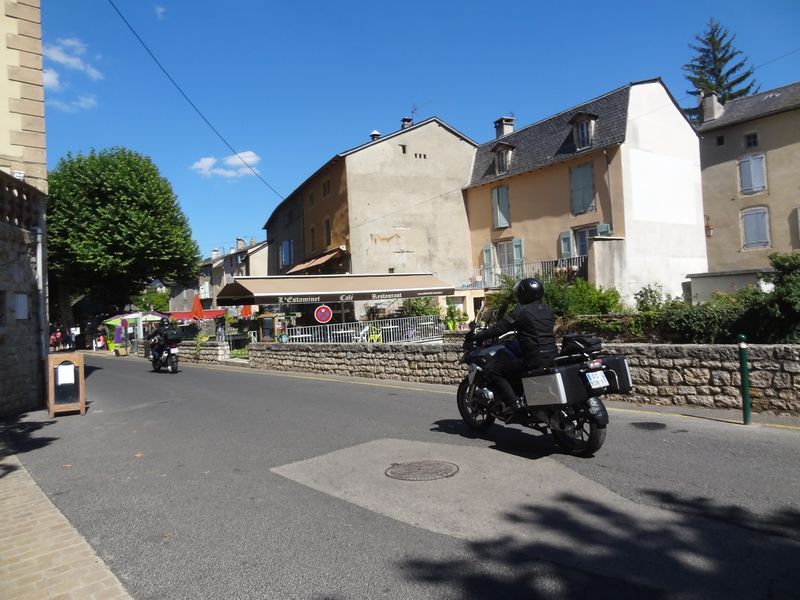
1,352,799,599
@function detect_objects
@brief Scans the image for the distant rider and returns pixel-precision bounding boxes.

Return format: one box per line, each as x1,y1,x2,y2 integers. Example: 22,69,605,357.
472,278,557,417
147,317,174,361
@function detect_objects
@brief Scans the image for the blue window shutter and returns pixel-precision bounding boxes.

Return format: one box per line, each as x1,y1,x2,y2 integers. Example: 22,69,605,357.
742,209,768,248
739,156,753,193
482,243,494,287
512,237,524,278
597,223,612,236
492,186,509,228
559,230,573,258
570,164,594,213
750,155,765,191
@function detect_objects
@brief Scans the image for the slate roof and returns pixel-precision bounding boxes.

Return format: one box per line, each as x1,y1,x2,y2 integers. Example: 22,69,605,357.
697,81,800,133
468,82,640,188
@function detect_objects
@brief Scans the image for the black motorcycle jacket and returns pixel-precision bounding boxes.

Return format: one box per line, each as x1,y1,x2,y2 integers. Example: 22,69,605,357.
475,301,557,367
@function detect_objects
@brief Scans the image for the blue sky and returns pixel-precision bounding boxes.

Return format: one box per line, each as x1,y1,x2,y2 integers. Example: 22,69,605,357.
41,0,800,259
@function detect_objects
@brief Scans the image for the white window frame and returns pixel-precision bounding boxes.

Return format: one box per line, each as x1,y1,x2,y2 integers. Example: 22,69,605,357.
738,153,766,195
743,131,759,149
280,239,294,268
741,206,770,250
495,149,511,174
574,120,594,149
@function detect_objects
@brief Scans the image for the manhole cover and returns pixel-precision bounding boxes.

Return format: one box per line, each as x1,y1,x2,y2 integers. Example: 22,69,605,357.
385,460,459,481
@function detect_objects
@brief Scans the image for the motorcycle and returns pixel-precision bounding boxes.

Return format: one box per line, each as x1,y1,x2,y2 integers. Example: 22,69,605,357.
457,312,632,457
150,337,180,373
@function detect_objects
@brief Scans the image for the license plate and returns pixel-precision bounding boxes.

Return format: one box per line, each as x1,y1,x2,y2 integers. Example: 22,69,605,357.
586,370,608,389
170,348,179,354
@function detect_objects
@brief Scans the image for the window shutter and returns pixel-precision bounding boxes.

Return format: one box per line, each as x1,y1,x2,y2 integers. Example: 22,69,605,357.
750,155,765,191
739,156,753,193
512,237,524,278
482,243,494,287
570,164,594,213
596,223,612,236
742,208,769,248
559,230,573,258
492,186,510,228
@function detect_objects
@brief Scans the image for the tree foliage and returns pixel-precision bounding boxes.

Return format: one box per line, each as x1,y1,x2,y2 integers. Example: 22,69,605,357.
131,289,171,313
683,18,758,123
47,148,200,314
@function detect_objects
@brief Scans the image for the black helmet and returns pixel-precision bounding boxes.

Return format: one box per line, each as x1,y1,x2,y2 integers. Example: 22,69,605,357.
514,278,544,304
160,317,170,326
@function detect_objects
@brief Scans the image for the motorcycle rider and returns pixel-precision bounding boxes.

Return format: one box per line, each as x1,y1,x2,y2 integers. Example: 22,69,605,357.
472,277,557,417
147,317,175,362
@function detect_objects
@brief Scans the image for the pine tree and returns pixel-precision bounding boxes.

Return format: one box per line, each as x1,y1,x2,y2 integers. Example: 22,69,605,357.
682,18,758,124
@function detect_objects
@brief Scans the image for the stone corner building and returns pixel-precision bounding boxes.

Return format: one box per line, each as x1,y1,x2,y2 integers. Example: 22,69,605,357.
1,0,48,416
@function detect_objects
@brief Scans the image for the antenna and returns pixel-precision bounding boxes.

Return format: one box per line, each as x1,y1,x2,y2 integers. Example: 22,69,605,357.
411,100,431,122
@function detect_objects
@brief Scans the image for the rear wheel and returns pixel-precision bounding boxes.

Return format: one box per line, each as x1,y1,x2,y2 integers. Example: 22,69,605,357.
552,405,606,457
168,354,178,374
152,357,161,372
457,377,495,431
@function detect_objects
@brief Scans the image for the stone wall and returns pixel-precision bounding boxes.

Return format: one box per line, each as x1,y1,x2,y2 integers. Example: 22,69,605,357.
0,221,42,416
136,340,229,365
247,341,800,415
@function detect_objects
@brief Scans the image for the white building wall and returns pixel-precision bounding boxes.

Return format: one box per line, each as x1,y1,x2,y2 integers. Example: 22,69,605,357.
619,82,708,302
345,122,475,276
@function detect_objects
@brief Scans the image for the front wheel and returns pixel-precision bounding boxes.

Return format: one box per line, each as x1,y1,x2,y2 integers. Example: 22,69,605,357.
168,354,178,373
457,377,495,431
552,405,606,457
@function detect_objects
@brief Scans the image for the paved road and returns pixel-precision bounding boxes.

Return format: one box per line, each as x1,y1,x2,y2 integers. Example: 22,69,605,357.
3,354,800,599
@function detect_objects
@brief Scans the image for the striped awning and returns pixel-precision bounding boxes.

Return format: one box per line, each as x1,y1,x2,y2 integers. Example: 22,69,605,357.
216,273,455,305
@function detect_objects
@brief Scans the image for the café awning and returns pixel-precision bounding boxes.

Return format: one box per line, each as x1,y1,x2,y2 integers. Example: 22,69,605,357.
285,247,346,274
216,273,455,306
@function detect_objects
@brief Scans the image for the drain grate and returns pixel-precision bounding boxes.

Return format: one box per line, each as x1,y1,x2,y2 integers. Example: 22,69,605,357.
385,460,459,481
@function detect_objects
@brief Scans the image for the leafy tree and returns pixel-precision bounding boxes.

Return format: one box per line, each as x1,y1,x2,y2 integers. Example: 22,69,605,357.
48,148,200,322
131,289,170,313
683,18,758,123
401,298,441,317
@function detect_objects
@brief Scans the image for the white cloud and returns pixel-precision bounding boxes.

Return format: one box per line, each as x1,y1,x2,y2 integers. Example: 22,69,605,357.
47,94,98,113
191,151,262,178
42,68,61,90
155,5,166,19
43,38,103,80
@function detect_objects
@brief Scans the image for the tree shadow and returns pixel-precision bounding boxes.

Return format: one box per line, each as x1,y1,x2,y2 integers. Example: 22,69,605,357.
84,364,102,378
0,411,58,478
400,493,800,599
431,419,559,460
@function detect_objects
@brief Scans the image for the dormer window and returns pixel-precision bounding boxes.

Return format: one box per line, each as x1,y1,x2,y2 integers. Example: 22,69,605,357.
569,112,598,150
490,141,515,175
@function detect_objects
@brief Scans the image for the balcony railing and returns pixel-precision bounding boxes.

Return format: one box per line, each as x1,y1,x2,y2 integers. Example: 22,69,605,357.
1,170,45,231
434,256,588,290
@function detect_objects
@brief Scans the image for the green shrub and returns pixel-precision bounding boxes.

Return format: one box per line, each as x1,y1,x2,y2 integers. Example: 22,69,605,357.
401,297,441,317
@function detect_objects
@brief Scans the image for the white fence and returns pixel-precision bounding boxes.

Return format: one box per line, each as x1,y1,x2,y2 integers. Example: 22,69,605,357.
284,315,444,344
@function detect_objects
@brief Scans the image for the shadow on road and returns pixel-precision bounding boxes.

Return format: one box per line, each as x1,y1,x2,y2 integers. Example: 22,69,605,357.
400,492,800,599
0,412,58,478
431,419,558,460
84,364,103,378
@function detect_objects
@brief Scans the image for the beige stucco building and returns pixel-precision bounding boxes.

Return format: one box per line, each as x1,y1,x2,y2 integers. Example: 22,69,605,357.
690,82,800,300
264,117,477,318
464,79,708,305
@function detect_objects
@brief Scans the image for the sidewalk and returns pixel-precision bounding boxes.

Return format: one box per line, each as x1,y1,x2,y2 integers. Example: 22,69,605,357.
0,444,131,600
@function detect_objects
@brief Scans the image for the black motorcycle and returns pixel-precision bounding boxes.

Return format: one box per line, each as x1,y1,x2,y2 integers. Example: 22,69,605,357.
150,337,180,373
457,321,632,457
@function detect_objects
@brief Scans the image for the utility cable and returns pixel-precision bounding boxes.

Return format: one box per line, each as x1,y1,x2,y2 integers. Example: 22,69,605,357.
105,0,284,201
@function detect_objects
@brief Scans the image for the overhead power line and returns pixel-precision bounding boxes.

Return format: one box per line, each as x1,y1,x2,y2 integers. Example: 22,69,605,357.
105,0,284,201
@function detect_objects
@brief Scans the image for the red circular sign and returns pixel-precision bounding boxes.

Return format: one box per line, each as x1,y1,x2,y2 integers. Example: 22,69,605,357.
314,304,333,324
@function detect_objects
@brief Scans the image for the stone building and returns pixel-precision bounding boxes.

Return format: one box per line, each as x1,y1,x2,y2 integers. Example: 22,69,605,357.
0,0,48,416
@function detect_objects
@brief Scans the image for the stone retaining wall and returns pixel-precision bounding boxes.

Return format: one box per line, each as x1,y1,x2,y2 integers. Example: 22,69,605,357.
248,341,800,415
136,340,229,364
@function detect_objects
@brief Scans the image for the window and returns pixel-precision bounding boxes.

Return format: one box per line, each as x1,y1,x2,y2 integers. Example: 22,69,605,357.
400,144,407,155
495,148,512,174
492,186,510,228
14,293,28,320
322,179,331,197
716,135,725,146
738,154,766,194
570,163,595,214
574,226,598,257
741,207,770,249
309,227,316,253
574,120,593,149
308,192,315,207
324,219,332,246
744,132,759,148
495,238,524,278
559,230,573,258
280,239,294,268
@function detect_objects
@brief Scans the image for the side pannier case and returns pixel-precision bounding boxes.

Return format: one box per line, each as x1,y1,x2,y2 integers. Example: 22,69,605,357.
602,354,633,394
522,363,591,406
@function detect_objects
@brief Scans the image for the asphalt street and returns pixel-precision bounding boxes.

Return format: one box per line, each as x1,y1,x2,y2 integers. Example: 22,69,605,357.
3,353,800,599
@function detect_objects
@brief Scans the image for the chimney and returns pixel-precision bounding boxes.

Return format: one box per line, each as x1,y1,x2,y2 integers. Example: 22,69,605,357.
236,237,245,251
229,246,235,255
370,130,381,141
494,116,515,138
211,248,219,260
401,117,413,129
701,93,724,123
